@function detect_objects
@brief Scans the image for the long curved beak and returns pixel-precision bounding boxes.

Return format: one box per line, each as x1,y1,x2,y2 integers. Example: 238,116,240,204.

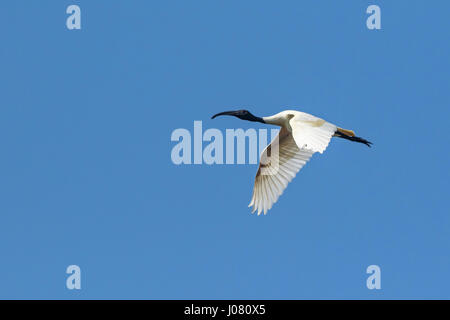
211,110,239,119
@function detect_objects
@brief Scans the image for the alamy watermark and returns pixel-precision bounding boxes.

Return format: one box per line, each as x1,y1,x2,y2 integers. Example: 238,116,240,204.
66,265,81,290
64,4,381,31
366,265,381,290
66,5,81,30
366,5,381,30
171,121,280,175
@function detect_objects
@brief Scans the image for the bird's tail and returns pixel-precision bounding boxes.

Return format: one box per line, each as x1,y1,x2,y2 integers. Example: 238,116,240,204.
334,128,372,147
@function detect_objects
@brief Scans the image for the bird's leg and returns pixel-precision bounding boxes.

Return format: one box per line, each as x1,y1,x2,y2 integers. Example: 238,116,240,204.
334,130,372,147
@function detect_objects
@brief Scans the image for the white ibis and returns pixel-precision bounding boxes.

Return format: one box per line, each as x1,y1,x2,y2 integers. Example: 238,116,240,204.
212,109,372,215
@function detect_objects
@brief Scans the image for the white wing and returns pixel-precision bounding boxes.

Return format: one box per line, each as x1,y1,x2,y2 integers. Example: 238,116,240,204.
248,113,337,215
289,113,337,154
248,127,314,215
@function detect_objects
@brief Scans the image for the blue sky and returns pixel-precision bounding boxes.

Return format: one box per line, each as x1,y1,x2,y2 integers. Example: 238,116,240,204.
0,1,449,299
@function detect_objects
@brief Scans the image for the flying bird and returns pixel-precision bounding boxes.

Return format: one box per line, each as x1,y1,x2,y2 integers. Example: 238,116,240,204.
211,109,372,215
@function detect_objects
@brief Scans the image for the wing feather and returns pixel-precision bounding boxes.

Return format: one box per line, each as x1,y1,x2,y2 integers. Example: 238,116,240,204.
289,115,337,153
249,127,314,215
249,114,337,214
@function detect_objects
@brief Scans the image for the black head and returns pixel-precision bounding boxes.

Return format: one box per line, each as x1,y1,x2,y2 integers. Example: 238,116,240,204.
211,109,265,123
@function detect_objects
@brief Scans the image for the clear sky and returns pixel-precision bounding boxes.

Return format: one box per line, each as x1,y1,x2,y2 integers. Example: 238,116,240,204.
0,1,449,299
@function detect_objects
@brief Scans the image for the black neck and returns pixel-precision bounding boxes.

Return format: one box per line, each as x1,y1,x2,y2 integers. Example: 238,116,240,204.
250,116,265,124
243,114,265,124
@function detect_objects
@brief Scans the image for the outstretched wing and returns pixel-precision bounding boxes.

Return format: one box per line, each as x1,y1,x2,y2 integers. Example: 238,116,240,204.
248,127,314,215
248,113,337,215
289,113,337,154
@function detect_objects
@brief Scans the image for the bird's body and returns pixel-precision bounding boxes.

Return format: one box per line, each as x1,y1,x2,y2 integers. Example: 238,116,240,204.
212,109,372,215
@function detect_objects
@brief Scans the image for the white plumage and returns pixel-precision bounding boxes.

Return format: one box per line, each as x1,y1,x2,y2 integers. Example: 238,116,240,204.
248,111,336,215
211,109,371,215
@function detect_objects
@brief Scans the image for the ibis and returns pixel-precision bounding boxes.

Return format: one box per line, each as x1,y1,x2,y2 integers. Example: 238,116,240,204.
212,109,372,215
